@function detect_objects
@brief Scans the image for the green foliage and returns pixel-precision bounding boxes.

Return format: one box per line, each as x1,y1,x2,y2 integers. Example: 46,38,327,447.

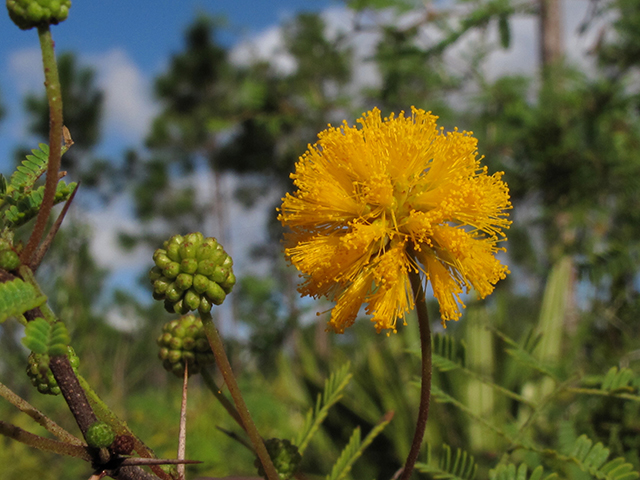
566,435,639,480
21,318,69,356
416,444,478,480
0,143,77,229
0,277,46,324
325,413,391,480
8,143,50,192
433,333,467,371
294,362,353,456
489,464,557,480
601,367,637,393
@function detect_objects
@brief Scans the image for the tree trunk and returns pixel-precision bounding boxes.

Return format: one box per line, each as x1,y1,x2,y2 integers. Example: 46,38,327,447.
539,0,563,67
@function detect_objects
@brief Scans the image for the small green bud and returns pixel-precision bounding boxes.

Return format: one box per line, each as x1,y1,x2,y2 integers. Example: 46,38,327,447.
167,350,182,364
165,284,183,302
175,273,193,290
184,289,201,310
0,249,20,270
197,260,215,277
180,258,198,274
153,277,171,295
149,266,163,282
182,337,195,350
212,266,229,284
86,422,116,449
206,282,226,305
166,243,181,262
198,296,212,313
163,262,181,279
179,240,199,259
158,347,169,360
192,274,209,294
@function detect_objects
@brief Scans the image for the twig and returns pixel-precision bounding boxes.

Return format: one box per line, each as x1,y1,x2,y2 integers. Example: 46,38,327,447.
30,181,80,271
177,363,189,480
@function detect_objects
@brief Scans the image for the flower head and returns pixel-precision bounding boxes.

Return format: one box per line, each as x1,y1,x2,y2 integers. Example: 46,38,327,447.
278,107,511,334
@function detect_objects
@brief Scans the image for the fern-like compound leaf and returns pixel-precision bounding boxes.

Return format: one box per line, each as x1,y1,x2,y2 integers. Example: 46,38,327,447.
568,435,639,480
22,318,71,356
295,362,352,456
0,277,46,324
2,181,77,228
433,333,467,371
601,367,635,392
416,444,478,480
489,463,557,480
9,144,49,192
325,412,391,480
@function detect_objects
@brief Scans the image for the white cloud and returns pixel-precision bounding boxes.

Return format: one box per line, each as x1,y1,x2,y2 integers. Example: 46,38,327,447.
8,47,43,94
89,49,158,142
230,25,297,75
7,47,157,144
81,194,150,270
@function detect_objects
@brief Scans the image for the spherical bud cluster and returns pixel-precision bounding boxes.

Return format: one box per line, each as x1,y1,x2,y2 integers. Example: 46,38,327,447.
149,232,236,315
254,438,302,480
0,238,19,271
26,346,79,395
6,0,71,30
85,421,116,449
157,314,214,377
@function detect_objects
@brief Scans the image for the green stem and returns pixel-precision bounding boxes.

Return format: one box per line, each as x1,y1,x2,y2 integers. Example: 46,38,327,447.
200,311,279,480
21,25,63,265
399,269,432,480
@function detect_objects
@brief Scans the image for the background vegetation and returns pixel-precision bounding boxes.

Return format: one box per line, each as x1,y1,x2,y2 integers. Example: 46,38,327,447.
2,0,640,478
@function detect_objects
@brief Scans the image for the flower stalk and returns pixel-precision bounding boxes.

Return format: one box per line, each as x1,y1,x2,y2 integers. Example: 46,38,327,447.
21,25,64,265
400,267,432,480
200,311,279,480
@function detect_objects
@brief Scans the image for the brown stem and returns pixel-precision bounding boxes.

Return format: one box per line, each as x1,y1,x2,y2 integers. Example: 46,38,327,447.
0,420,91,460
0,380,83,445
177,363,188,480
21,25,64,264
49,355,98,434
399,269,432,480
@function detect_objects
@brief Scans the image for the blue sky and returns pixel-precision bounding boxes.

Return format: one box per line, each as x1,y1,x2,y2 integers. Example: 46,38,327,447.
0,0,337,168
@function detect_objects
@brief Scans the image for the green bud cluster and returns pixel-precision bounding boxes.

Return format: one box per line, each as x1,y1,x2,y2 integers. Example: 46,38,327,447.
85,421,115,449
157,314,214,377
26,346,78,395
255,438,302,480
0,238,19,271
149,232,235,315
6,0,71,30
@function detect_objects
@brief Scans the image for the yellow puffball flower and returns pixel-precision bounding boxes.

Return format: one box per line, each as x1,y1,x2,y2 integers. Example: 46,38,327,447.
278,107,511,334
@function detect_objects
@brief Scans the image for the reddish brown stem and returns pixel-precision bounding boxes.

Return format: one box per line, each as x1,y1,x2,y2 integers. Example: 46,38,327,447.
399,269,432,480
21,25,64,264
